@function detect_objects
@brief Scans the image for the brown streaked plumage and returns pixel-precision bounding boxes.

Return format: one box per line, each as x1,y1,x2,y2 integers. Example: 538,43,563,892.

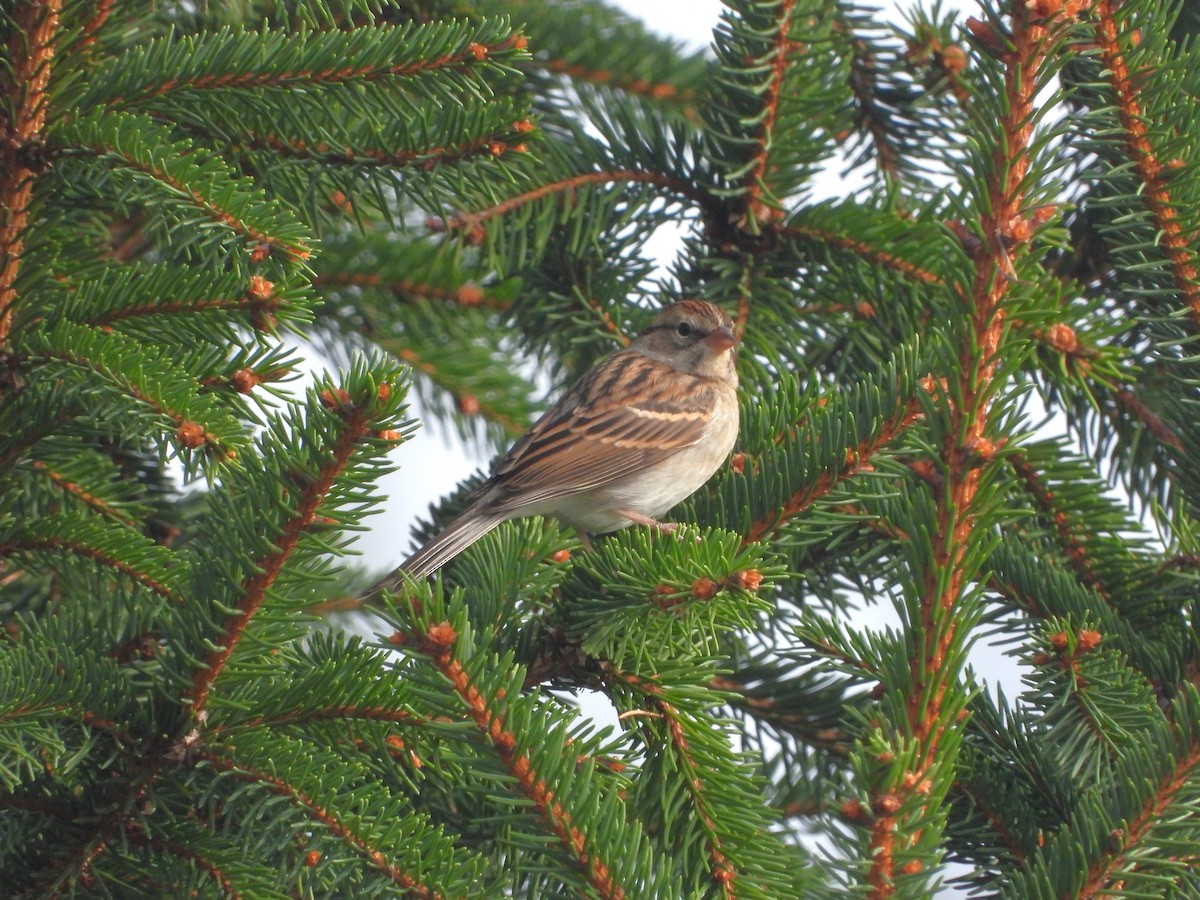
386,300,739,582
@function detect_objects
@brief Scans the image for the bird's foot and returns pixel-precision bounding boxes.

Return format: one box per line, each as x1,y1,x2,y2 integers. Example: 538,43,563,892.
614,508,669,530
613,510,699,542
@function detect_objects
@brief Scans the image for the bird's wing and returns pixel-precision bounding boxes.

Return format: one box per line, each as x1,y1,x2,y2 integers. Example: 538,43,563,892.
487,350,716,511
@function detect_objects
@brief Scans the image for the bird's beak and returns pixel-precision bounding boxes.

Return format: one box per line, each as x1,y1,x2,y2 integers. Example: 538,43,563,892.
706,327,737,353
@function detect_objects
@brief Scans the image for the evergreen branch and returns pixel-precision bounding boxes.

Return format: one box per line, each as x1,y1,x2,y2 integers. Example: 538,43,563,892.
0,531,178,601
0,703,134,746
1036,629,1127,758
742,0,799,221
1092,0,1200,327
83,275,286,329
79,0,114,52
197,750,439,898
0,413,62,476
910,4,1048,734
604,666,746,895
30,460,137,526
203,633,437,733
128,831,243,900
1163,553,1200,575
0,640,141,762
562,527,775,670
541,57,698,108
711,675,852,754
867,5,1073,894
586,636,792,898
833,8,967,185
732,265,753,341
779,222,944,285
867,801,901,897
1001,647,1197,897
1076,741,1200,896
779,218,1105,366
97,28,527,108
581,293,631,345
950,779,1029,864
313,272,508,310
986,573,1051,620
644,695,737,894
66,132,312,264
998,676,1200,900
986,536,1184,686
22,321,244,459
0,796,75,819
50,819,117,894
836,13,902,179
239,705,423,729
26,767,160,896
186,392,377,715
990,436,1190,681
225,124,532,170
794,621,888,680
415,620,626,900
393,343,527,437
743,395,924,546
1111,386,1185,453
202,362,294,396
0,0,61,344
474,0,707,117
52,263,315,344
703,0,845,227
1009,451,1105,594
777,224,1113,384
304,594,368,616
435,169,708,241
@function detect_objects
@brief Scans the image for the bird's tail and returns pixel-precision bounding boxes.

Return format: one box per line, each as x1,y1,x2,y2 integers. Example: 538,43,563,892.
380,509,509,587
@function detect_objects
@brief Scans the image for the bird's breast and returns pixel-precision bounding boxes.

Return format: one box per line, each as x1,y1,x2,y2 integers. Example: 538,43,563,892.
542,385,739,535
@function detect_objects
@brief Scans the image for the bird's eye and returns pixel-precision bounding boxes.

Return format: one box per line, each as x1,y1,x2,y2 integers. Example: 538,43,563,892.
676,322,693,337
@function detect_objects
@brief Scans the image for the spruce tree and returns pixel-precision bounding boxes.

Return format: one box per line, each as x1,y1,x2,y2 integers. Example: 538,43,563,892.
2,0,1199,897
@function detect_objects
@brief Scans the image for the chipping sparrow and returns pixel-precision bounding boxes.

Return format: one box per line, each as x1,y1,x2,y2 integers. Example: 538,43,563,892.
390,299,739,582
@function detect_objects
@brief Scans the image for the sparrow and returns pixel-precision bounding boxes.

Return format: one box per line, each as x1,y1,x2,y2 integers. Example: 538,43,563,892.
390,299,739,582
